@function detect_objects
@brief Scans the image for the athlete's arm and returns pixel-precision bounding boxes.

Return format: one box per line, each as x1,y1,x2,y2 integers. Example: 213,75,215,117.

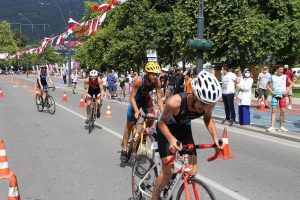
130,76,142,117
155,78,164,113
98,77,105,99
203,106,221,148
158,95,182,153
37,70,43,89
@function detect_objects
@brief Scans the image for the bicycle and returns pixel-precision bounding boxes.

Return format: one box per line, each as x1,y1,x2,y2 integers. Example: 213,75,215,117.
132,140,224,200
35,86,56,114
124,115,158,163
87,95,98,134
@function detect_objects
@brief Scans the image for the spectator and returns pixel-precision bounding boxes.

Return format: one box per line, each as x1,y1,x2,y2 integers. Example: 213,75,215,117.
221,66,238,126
166,66,176,98
159,68,169,99
62,68,67,84
101,73,107,99
236,69,253,126
266,66,293,132
119,74,126,100
175,69,184,94
284,65,295,109
183,70,192,94
235,68,243,94
107,70,117,99
257,66,271,109
70,69,78,94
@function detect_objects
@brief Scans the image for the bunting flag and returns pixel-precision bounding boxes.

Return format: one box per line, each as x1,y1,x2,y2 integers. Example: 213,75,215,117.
5,0,122,60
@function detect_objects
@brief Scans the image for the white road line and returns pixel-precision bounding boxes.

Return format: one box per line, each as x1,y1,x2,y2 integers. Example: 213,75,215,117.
55,101,249,200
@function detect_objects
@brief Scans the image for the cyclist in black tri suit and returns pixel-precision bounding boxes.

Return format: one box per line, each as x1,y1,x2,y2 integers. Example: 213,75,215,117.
120,62,164,163
152,71,223,200
36,65,54,103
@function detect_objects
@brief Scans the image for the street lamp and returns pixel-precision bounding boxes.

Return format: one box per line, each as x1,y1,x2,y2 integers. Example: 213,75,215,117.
18,13,41,40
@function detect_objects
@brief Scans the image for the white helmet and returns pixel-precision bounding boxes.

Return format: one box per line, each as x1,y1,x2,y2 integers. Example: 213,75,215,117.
89,70,98,78
191,70,222,104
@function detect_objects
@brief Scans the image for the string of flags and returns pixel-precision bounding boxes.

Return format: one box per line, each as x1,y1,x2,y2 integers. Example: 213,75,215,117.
1,0,124,60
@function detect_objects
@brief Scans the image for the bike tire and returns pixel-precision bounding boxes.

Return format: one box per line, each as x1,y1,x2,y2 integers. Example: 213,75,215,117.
132,154,156,200
47,95,56,114
176,177,216,200
88,105,95,134
35,97,44,112
134,132,155,161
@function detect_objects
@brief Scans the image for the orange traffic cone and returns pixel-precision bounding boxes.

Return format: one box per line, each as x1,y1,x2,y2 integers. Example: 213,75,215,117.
23,81,29,89
0,87,3,98
0,140,12,179
62,91,68,102
259,96,265,111
8,173,20,200
217,127,234,159
104,102,112,118
33,84,37,95
79,96,85,108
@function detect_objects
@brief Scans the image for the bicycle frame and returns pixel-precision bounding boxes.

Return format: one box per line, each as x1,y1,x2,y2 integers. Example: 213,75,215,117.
137,143,223,200
131,119,150,156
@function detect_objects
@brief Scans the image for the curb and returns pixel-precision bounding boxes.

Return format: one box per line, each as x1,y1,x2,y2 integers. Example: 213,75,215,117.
213,116,300,143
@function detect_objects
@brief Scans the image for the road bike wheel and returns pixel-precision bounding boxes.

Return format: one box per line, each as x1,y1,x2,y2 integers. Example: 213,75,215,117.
47,95,56,114
176,177,216,200
132,154,157,200
88,105,94,134
35,96,44,112
135,132,155,161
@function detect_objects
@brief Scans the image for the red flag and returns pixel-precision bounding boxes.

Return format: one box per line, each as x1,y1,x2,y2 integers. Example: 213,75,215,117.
84,21,92,36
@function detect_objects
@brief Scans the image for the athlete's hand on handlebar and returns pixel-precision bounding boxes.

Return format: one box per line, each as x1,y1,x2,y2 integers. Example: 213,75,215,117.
134,111,140,119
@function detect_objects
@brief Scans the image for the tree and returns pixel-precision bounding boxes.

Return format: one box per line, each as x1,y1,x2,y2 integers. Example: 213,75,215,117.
0,21,19,67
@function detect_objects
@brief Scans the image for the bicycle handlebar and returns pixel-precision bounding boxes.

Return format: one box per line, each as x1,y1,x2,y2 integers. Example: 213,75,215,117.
164,140,224,165
140,115,158,121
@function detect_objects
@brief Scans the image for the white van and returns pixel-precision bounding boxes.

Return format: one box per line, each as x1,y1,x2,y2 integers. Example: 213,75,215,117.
292,68,300,78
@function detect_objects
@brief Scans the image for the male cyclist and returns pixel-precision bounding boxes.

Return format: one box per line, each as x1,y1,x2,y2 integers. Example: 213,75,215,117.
120,62,164,163
36,65,54,103
83,70,105,124
152,71,223,200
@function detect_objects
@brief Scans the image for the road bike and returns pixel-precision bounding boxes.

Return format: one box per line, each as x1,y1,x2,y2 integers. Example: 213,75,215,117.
87,95,98,134
123,115,158,163
35,86,56,114
132,140,223,200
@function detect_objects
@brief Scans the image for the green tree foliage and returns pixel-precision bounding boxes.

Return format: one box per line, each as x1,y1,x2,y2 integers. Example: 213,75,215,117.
0,21,19,67
75,0,300,71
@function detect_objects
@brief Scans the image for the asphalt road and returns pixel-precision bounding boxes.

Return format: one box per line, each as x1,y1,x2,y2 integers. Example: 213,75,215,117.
0,75,300,200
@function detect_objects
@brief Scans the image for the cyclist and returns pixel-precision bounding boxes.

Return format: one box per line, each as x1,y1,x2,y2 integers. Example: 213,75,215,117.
36,65,54,103
152,71,223,200
120,62,164,163
83,70,105,124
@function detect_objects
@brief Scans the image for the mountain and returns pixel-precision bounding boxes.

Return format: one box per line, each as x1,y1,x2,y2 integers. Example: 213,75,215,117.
0,0,87,43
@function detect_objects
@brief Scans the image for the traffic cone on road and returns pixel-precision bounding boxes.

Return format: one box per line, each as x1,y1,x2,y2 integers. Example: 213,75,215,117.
259,96,265,111
217,127,234,159
79,95,85,108
0,87,3,98
0,140,12,179
104,102,112,118
62,91,68,102
7,173,20,200
23,81,29,89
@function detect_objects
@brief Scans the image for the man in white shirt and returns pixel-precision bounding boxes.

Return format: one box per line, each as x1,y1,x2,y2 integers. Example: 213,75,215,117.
221,66,238,126
71,69,78,94
266,66,293,132
257,66,271,109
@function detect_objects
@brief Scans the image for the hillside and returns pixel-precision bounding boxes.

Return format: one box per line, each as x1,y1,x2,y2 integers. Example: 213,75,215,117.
0,0,86,42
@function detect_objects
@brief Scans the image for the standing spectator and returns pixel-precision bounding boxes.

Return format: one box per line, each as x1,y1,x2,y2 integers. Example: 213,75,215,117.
71,69,78,94
236,69,253,126
101,73,107,99
266,66,293,132
166,66,176,99
183,70,193,94
107,70,117,99
284,65,295,109
221,66,237,126
174,69,184,94
159,68,169,99
257,66,271,109
119,74,126,101
235,68,243,94
62,68,67,84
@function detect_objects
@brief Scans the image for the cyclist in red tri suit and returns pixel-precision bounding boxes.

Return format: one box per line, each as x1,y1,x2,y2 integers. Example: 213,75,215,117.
83,70,105,124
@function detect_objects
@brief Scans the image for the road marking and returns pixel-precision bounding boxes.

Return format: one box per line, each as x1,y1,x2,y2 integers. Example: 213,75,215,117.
55,102,249,200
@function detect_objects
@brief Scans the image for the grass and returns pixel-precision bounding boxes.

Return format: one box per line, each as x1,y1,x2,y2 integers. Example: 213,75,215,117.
293,88,300,98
